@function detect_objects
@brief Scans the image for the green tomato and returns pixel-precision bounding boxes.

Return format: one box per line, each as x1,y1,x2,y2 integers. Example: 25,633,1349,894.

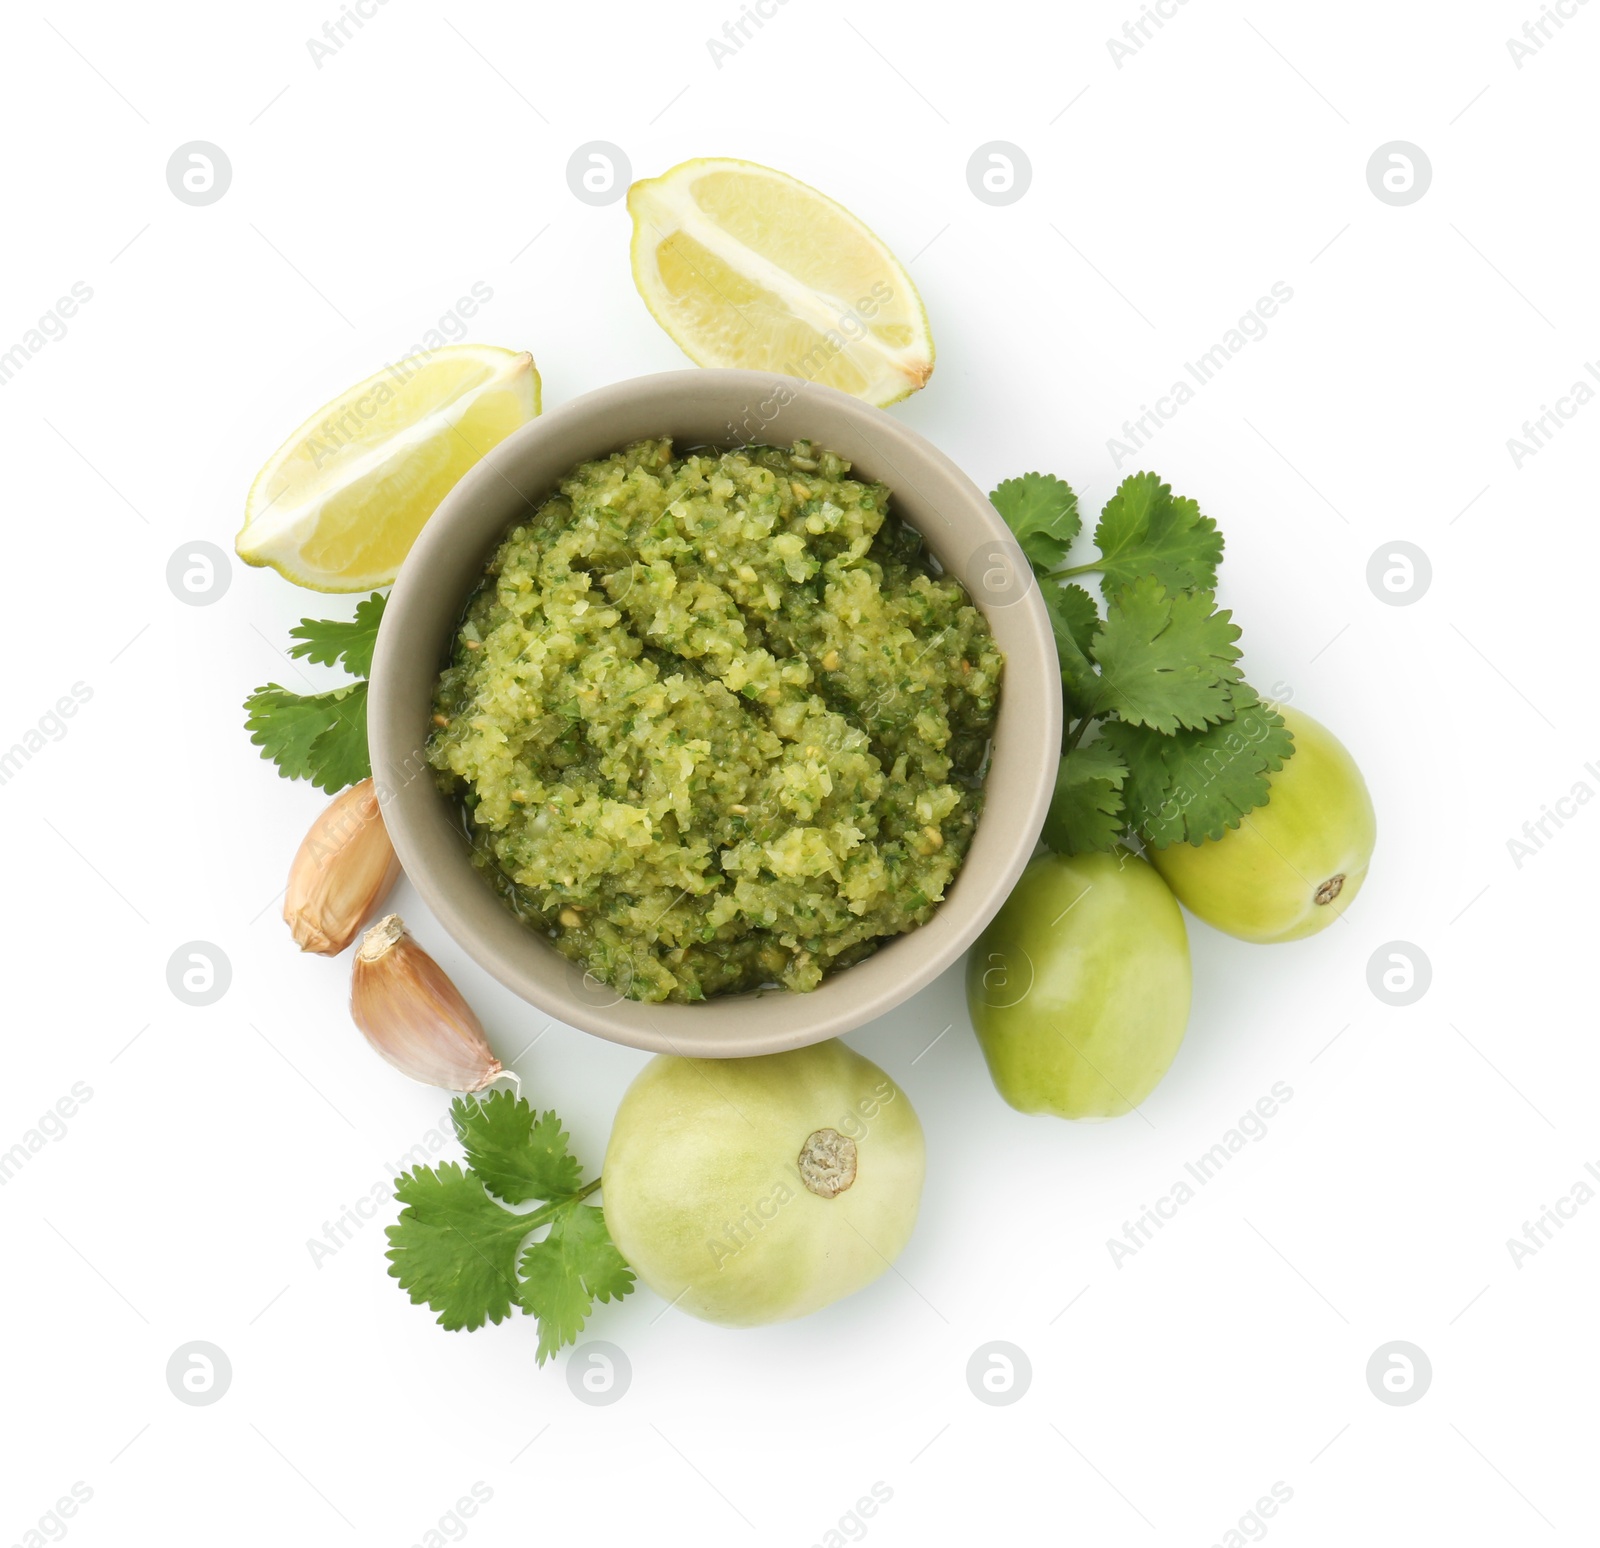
601,1040,925,1327
1150,707,1376,943
967,849,1191,1119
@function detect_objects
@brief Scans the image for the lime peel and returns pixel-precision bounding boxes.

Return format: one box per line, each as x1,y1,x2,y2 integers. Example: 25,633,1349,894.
237,344,539,592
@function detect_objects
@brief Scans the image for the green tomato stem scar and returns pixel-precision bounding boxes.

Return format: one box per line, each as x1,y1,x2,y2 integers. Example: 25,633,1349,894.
798,1128,857,1198
1314,874,1346,906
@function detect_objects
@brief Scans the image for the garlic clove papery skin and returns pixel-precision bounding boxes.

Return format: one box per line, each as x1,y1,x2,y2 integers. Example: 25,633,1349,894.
350,915,503,1092
285,779,403,955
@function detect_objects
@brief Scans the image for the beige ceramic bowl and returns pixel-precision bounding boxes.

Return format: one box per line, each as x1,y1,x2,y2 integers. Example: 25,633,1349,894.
368,370,1059,1057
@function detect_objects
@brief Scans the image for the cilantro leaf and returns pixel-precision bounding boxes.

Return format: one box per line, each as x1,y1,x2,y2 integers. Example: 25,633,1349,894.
288,592,387,679
1103,684,1295,846
243,681,370,793
1149,691,1293,845
1099,713,1172,829
519,1205,636,1366
241,684,328,784
1093,473,1223,597
990,472,1081,570
1092,578,1243,733
452,1091,583,1205
1041,581,1099,658
1040,582,1103,716
386,1094,635,1362
385,1162,531,1331
1042,741,1128,856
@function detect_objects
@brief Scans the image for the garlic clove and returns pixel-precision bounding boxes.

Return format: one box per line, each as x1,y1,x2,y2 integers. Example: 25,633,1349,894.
350,915,503,1092
285,779,403,956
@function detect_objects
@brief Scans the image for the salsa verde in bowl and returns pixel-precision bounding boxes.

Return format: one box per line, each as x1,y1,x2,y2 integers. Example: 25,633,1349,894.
369,370,1059,1056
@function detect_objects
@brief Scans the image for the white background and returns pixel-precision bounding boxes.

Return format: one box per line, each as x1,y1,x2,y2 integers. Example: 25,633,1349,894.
3,1,1597,1544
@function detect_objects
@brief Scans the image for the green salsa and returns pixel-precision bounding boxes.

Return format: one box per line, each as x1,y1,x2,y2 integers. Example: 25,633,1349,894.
427,438,1003,1003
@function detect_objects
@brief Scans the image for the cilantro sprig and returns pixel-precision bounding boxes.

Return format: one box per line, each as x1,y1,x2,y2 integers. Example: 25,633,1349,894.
385,1090,634,1364
243,593,386,793
991,471,1294,854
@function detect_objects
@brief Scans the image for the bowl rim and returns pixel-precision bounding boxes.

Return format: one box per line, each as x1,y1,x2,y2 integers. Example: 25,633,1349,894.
368,368,1060,1057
